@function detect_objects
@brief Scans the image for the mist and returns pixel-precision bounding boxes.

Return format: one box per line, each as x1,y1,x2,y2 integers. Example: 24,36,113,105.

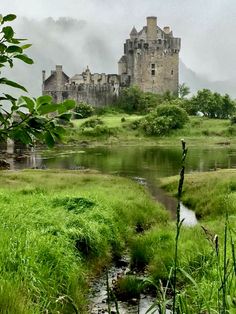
1,0,236,97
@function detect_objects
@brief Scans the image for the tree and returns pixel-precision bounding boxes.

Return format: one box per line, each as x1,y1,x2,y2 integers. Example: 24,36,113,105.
178,83,190,99
189,89,235,119
0,14,76,148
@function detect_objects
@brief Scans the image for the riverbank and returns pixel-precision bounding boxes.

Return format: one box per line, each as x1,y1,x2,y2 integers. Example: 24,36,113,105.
0,169,167,313
67,114,236,147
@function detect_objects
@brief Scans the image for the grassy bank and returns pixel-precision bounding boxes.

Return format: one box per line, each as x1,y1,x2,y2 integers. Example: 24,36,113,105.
0,169,167,313
160,169,236,219
68,114,236,146
127,169,236,312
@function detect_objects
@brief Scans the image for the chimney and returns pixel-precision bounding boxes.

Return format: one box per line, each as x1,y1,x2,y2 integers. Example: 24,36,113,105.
42,70,46,83
146,16,157,42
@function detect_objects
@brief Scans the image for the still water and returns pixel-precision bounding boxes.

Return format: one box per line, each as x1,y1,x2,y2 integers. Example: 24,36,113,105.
9,144,236,178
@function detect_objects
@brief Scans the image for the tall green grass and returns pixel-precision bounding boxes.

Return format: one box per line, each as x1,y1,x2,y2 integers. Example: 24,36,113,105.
0,170,167,313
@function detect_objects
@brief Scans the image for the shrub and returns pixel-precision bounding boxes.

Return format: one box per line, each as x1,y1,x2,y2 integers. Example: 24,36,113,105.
230,115,236,124
155,103,189,129
140,104,189,136
74,102,94,119
80,117,104,128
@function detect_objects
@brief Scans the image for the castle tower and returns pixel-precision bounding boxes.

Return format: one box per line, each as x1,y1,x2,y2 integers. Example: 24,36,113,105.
118,16,181,95
146,16,157,43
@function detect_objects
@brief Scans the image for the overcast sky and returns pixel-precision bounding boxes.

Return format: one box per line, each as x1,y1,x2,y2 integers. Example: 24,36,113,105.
1,0,236,95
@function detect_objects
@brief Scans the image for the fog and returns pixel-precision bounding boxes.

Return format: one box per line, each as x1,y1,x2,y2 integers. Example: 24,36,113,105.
1,0,236,96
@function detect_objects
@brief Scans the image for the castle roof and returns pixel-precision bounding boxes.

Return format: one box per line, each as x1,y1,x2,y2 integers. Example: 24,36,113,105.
118,55,127,63
130,26,138,36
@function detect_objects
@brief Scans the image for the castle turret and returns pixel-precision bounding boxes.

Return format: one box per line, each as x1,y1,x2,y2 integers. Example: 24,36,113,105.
130,26,138,39
146,16,157,42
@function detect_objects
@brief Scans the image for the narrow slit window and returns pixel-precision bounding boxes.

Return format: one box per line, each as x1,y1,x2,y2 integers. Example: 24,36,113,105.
151,70,155,76
171,70,174,75
151,63,155,69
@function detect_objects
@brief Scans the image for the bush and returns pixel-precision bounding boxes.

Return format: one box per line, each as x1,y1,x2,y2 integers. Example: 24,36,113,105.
155,103,189,129
140,104,189,136
80,117,104,129
74,102,94,119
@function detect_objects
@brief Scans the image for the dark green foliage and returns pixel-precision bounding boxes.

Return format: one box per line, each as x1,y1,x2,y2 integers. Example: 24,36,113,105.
141,104,189,136
230,115,236,124
178,83,190,99
189,89,235,118
81,117,104,128
52,197,95,213
155,103,189,129
74,102,94,119
0,14,75,147
117,86,178,114
114,275,144,300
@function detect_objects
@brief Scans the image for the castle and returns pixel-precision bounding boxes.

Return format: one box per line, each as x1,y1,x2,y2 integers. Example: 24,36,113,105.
42,17,181,106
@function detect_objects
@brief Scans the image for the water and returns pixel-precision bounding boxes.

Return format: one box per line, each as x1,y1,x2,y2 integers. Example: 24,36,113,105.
3,145,236,218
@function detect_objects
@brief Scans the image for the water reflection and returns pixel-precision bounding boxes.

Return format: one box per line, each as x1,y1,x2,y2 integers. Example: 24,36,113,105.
2,144,236,177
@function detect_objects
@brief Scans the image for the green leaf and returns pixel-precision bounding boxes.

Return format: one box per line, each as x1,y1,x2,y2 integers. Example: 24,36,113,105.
62,99,76,110
57,100,76,114
38,104,58,115
20,96,35,113
0,78,27,92
3,14,16,22
14,54,33,64
11,128,32,145
0,56,8,63
21,44,32,50
2,26,14,40
0,43,7,52
58,113,72,121
44,131,55,148
6,45,23,54
36,95,52,107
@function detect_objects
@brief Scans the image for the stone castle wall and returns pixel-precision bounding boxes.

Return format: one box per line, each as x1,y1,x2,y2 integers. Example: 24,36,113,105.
42,17,181,106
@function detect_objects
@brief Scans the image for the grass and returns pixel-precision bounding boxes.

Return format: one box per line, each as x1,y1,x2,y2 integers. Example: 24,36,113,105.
0,169,167,313
160,169,236,219
68,114,236,147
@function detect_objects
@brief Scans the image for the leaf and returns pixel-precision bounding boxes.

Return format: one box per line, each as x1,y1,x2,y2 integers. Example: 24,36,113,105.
0,78,27,92
6,45,23,54
36,95,52,107
20,96,35,113
3,14,16,22
2,26,14,40
44,131,55,148
62,99,76,110
21,44,32,50
58,113,72,121
11,128,32,145
0,43,7,52
38,104,59,115
0,56,8,63
14,54,33,64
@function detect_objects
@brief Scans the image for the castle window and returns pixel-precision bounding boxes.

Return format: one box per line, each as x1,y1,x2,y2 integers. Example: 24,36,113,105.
171,70,174,75
151,70,155,76
151,64,155,69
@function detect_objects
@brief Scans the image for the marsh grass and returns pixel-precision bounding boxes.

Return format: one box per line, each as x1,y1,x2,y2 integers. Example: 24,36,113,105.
0,169,167,313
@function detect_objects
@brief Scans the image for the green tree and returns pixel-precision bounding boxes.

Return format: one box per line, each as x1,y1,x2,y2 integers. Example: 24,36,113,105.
178,83,190,99
0,14,75,148
189,89,235,119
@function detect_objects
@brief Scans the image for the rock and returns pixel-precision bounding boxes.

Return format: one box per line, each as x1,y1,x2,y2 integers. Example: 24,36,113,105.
0,159,10,170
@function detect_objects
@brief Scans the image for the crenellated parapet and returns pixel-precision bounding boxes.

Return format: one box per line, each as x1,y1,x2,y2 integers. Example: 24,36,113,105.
42,17,181,105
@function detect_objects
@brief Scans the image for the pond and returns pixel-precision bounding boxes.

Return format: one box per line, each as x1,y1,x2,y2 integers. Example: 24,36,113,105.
5,143,236,224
